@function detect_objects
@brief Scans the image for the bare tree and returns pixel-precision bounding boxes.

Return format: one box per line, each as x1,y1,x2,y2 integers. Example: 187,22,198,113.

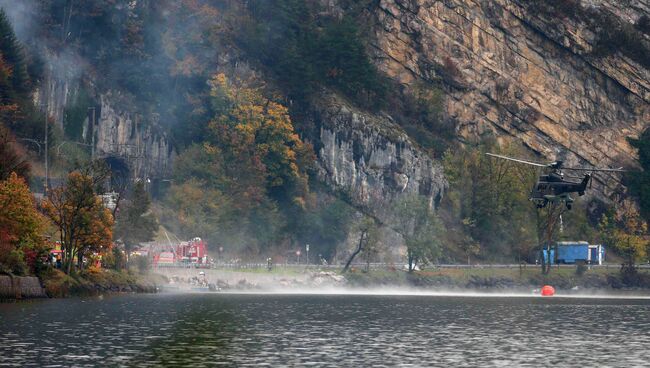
342,218,379,273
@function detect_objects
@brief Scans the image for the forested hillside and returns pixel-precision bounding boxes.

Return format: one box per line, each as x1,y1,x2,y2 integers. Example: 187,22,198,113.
0,0,648,267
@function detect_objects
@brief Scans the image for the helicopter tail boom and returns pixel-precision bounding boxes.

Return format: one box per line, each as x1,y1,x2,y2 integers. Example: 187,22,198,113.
578,174,591,196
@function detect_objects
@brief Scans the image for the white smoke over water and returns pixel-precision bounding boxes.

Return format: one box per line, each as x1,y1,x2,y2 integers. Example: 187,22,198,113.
157,267,650,300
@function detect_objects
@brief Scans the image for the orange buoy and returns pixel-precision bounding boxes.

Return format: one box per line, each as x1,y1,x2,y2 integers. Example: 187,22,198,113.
541,285,555,297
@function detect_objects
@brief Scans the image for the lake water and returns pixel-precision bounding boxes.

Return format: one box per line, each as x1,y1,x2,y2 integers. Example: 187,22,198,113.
1,292,649,367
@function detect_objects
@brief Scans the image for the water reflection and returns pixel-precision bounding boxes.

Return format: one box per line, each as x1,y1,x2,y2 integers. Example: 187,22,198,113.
0,293,649,367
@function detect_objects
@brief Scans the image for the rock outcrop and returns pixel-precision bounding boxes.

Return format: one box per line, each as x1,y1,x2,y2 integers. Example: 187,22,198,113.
369,0,649,203
32,50,83,131
312,93,447,223
94,92,174,179
33,53,174,180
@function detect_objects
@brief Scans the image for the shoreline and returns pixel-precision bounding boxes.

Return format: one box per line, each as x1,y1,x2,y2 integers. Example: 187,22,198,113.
0,269,167,302
156,266,650,295
5,266,650,302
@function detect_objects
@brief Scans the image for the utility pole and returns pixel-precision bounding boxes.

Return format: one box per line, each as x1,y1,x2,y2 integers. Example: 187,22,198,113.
44,104,48,195
88,107,96,160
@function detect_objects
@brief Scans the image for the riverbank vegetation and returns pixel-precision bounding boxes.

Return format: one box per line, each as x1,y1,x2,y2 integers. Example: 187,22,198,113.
344,266,650,290
40,267,164,298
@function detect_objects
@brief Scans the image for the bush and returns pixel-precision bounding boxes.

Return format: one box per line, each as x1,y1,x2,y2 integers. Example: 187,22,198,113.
128,255,151,274
40,268,78,297
102,246,127,270
0,242,27,275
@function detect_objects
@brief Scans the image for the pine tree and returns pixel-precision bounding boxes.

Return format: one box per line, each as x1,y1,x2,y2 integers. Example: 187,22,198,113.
114,181,158,259
629,129,650,222
0,9,30,96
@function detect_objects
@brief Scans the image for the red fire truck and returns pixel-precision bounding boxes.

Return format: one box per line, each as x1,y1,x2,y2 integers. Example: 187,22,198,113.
178,237,209,266
152,237,210,267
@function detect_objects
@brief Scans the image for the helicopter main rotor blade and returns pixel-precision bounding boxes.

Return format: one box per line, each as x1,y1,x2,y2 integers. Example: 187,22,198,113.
485,153,548,167
562,166,627,172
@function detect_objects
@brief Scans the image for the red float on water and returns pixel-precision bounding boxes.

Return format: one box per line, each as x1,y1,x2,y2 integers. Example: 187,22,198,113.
541,285,555,297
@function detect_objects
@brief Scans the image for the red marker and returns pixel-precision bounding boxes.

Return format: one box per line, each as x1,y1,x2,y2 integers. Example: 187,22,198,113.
541,285,555,297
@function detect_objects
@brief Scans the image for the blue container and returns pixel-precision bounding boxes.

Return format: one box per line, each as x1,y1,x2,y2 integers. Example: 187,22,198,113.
540,248,556,264
556,241,592,264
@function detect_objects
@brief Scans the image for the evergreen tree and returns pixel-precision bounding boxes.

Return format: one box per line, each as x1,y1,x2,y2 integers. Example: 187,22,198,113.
0,8,30,96
114,181,158,259
628,129,650,222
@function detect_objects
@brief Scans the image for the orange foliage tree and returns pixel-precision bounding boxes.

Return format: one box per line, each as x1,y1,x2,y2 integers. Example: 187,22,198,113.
207,73,312,208
167,74,314,252
0,172,49,275
42,172,114,274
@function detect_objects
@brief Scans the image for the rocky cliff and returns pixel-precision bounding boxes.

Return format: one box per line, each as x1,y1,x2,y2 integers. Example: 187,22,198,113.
33,54,174,180
369,0,649,203
312,93,447,224
94,92,174,179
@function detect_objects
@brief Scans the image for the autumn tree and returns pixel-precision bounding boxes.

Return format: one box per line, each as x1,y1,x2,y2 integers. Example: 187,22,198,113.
599,206,649,272
42,171,114,274
114,181,158,260
0,172,49,275
206,73,311,204
166,73,314,254
394,195,444,272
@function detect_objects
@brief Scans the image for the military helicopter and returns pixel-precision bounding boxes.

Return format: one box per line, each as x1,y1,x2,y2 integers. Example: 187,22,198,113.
486,153,626,210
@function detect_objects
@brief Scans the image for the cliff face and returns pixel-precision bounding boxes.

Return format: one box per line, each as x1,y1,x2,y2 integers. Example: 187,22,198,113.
32,50,81,131
312,93,447,224
33,54,174,180
369,0,649,202
94,92,174,179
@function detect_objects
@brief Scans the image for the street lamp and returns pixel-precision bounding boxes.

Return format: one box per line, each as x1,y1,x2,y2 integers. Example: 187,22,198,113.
56,141,93,156
42,103,48,195
88,107,96,160
305,244,310,265
16,138,42,155
296,250,301,265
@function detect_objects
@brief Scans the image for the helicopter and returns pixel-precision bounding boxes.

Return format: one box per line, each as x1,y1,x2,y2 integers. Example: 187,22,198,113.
485,153,626,210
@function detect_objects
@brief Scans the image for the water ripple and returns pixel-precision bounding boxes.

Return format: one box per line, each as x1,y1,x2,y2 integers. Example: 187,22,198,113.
0,293,649,367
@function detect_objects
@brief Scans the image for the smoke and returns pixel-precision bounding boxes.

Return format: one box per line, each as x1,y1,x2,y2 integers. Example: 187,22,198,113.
0,0,37,42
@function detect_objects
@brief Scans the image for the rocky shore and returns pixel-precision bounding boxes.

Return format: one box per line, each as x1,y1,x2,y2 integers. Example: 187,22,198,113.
0,269,166,301
0,275,48,300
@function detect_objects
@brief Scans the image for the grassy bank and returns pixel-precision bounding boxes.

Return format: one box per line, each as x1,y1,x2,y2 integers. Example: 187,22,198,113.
344,267,650,290
39,268,167,298
206,265,650,291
